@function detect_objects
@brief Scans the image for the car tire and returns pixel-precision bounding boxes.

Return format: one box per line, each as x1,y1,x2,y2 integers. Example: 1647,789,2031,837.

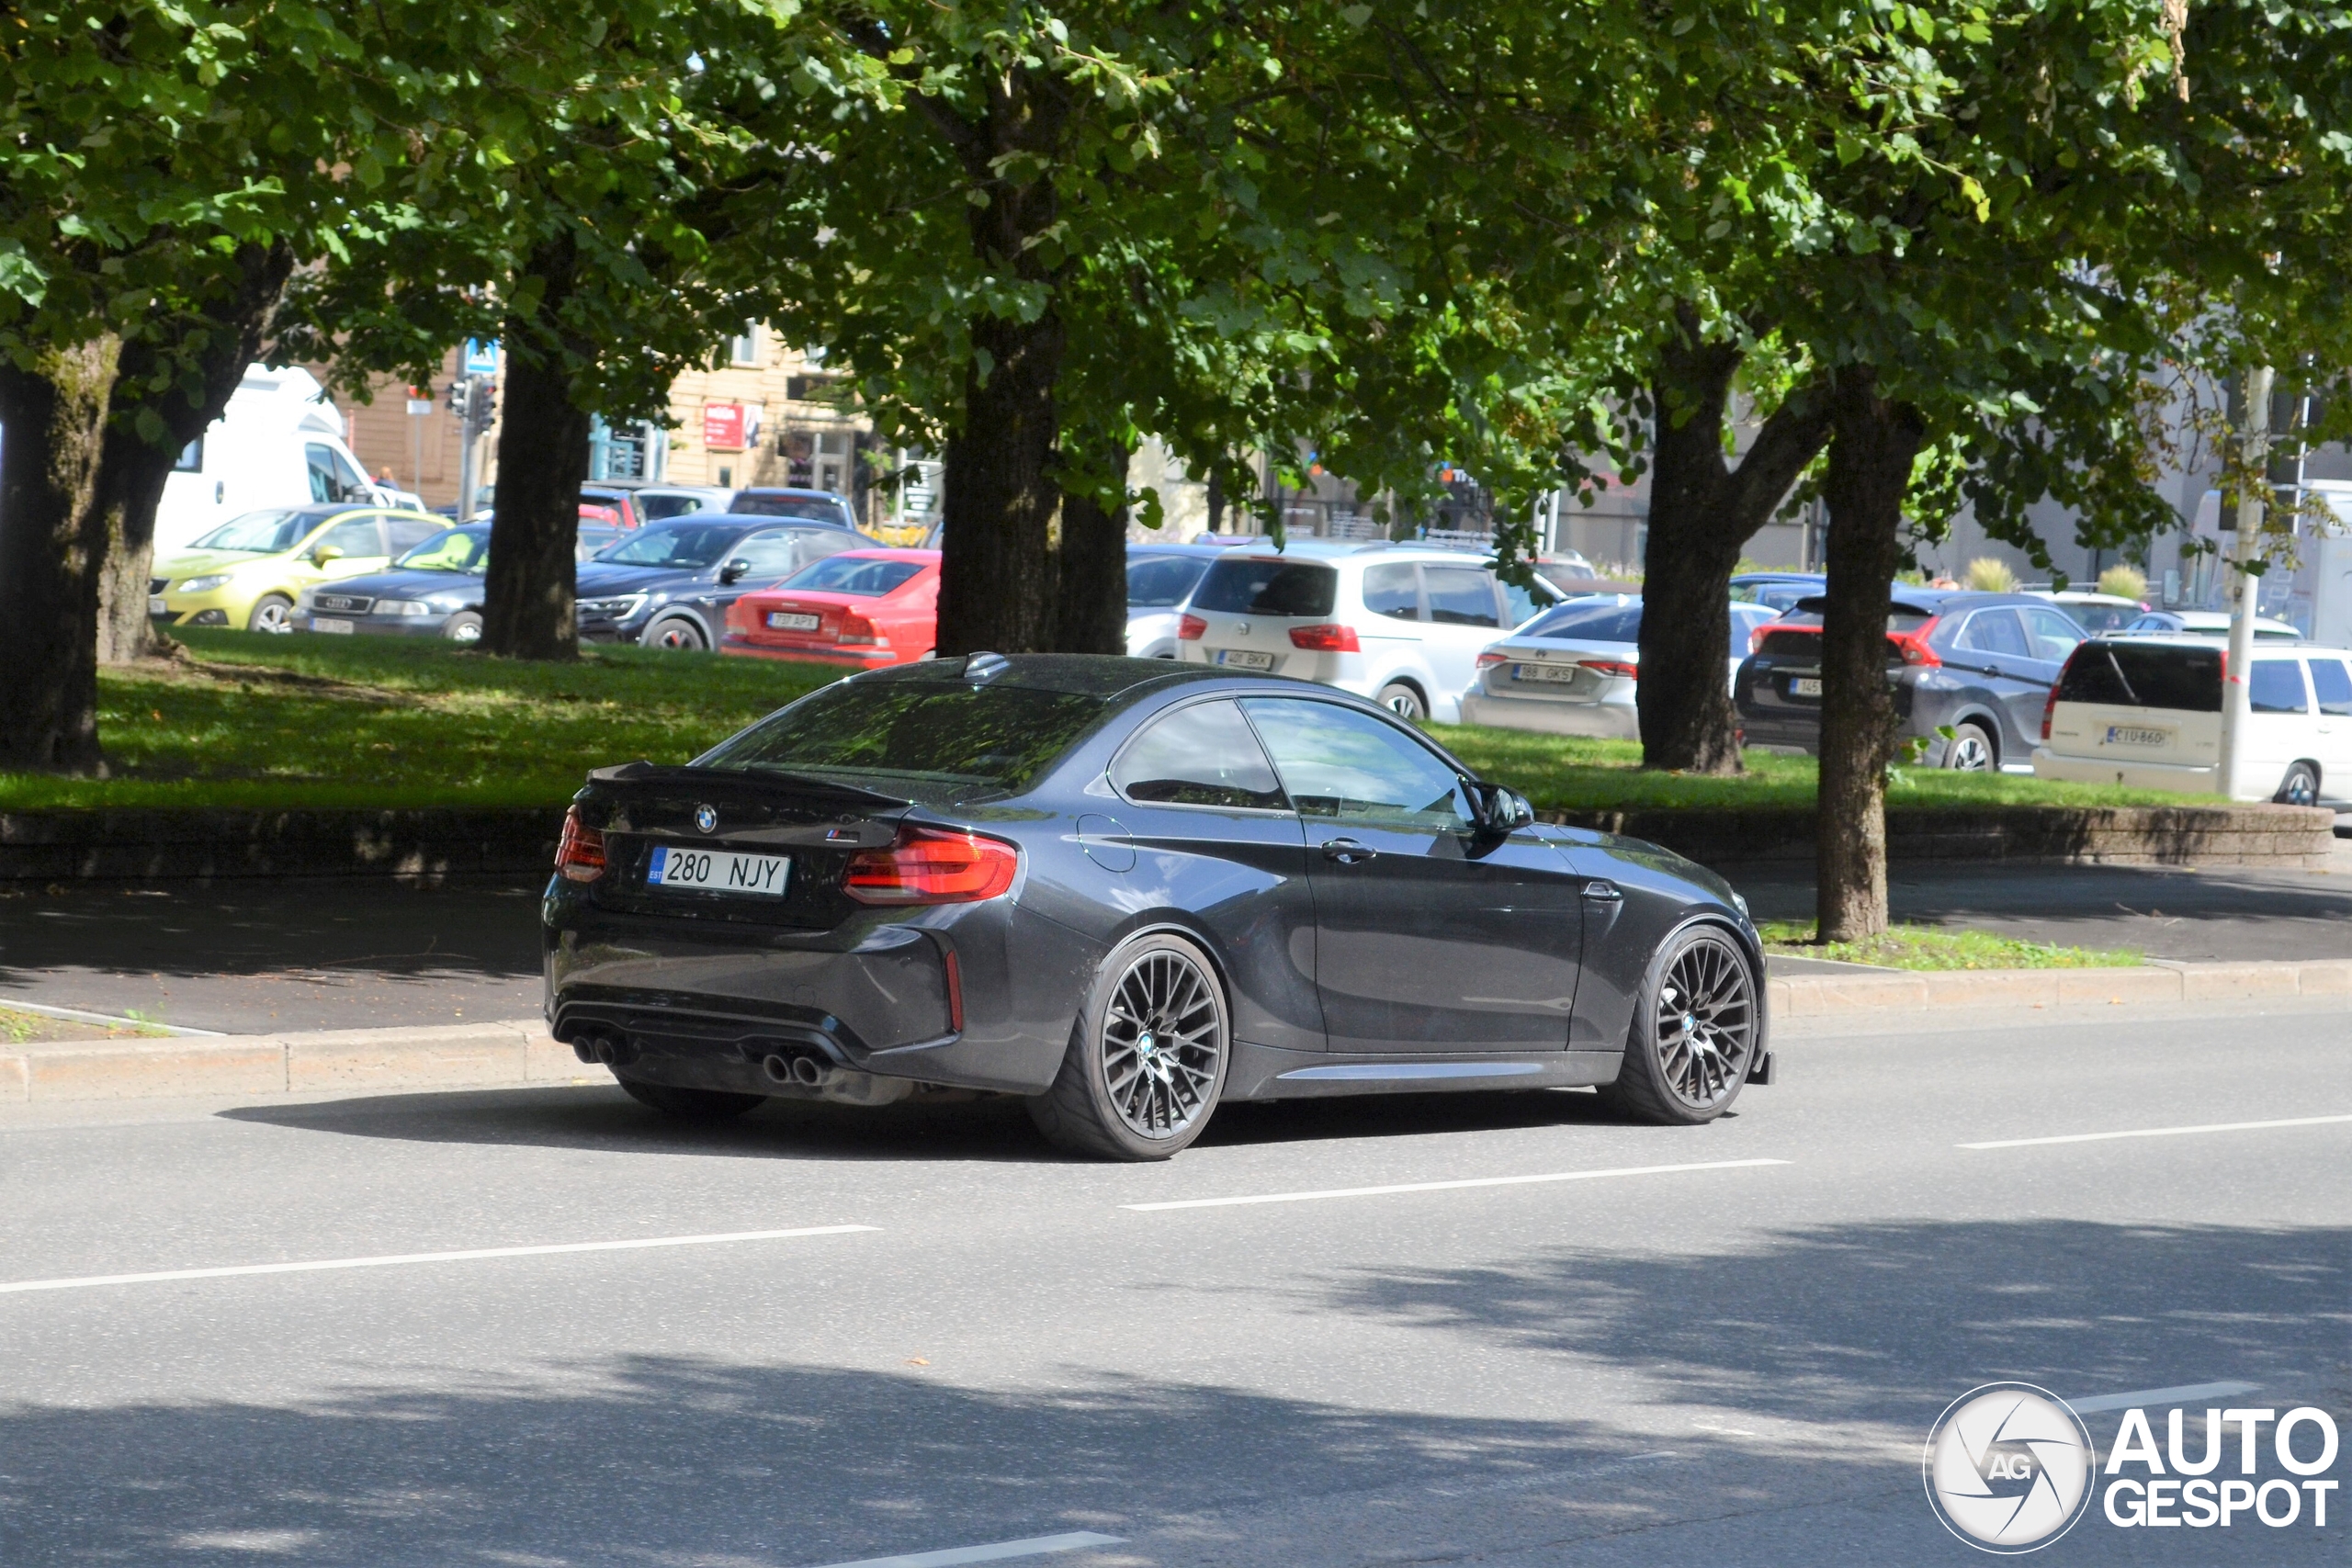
441,611,483,644
1026,931,1231,1161
641,617,707,652
1375,681,1429,721
247,594,295,635
2275,761,2322,807
615,1077,766,1122
1941,720,1997,771
1600,923,1760,1126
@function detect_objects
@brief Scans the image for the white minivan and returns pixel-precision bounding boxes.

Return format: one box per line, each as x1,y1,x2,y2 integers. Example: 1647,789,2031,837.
154,366,401,557
1174,542,1561,721
2032,637,2352,805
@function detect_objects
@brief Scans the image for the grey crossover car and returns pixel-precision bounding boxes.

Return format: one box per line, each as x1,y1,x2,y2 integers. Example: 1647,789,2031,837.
544,655,1773,1159
1734,591,2088,769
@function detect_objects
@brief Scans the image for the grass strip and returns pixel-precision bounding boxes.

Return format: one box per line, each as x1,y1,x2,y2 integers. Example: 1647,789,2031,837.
1756,920,2143,971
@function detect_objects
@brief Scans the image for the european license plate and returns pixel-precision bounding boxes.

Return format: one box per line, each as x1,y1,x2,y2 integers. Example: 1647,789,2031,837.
1514,662,1576,683
310,617,354,635
648,844,790,897
1216,649,1274,671
1790,676,1823,697
2105,724,2173,748
767,611,821,630
148,595,168,615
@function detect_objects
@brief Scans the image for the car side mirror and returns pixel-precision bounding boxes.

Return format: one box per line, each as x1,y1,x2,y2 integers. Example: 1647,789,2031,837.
719,558,750,584
1468,780,1535,836
311,545,345,565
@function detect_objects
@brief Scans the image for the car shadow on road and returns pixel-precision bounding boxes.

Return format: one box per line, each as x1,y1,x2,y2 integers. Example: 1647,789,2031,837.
217,1084,1654,1165
3,1217,2337,1566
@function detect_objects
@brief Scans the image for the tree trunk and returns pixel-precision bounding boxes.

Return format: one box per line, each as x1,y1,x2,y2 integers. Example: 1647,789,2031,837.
937,310,1065,655
1815,368,1926,942
483,240,592,661
0,337,123,773
1636,303,1832,773
1053,441,1134,653
92,242,295,662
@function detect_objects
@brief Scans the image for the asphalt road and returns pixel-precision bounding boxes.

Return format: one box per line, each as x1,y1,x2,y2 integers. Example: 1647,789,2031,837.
2,998,2345,1565
4,847,2348,1032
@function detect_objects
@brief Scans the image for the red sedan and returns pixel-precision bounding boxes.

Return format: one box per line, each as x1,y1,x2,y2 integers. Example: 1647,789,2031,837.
722,548,940,667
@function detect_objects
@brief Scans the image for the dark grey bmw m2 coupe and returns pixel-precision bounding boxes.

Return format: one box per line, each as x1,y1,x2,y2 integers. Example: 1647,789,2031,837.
543,653,1770,1159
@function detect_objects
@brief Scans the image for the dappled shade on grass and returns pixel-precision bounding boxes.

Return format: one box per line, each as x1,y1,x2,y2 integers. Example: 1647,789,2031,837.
2,629,836,810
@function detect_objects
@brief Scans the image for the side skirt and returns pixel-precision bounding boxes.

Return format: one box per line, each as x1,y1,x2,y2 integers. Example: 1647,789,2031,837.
1225,1040,1623,1102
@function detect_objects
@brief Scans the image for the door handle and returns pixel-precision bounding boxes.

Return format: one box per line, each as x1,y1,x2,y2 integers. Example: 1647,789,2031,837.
1582,880,1623,901
1321,838,1378,864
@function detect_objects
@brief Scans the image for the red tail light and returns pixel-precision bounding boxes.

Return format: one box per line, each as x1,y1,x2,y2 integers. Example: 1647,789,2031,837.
837,612,884,647
1577,658,1639,679
2044,646,2082,739
1891,634,1940,668
1476,650,1508,670
555,805,605,883
843,826,1019,905
1178,614,1206,640
1749,624,1772,653
1289,622,1362,652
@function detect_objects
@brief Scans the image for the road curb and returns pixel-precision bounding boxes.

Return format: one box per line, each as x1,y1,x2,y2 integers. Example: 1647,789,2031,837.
4,960,2347,1105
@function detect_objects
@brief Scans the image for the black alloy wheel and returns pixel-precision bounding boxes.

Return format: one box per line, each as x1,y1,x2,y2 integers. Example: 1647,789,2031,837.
1602,925,1758,1125
1030,931,1230,1159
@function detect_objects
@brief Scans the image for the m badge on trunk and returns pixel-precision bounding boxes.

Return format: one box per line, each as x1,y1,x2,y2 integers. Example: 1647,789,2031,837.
695,805,718,834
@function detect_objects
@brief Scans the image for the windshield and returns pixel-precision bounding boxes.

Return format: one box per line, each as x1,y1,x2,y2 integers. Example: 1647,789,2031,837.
394,525,491,573
732,494,847,523
697,680,1107,805
1521,598,1642,644
594,523,750,570
1126,555,1210,609
1192,557,1339,616
189,510,317,554
778,556,926,596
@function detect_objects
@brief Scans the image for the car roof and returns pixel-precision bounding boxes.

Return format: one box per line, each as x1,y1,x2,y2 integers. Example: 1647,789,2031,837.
735,487,849,501
854,652,1227,700
823,547,939,561
1732,570,1824,582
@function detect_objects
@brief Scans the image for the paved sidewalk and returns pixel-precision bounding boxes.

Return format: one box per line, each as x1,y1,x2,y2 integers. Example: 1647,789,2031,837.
0,876,544,1034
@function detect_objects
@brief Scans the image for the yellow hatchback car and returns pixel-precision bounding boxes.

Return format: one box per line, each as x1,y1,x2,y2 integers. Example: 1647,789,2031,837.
151,505,453,634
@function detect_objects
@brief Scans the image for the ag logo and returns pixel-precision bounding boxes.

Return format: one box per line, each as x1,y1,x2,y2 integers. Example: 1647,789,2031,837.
1925,1382,2096,1552
695,804,718,835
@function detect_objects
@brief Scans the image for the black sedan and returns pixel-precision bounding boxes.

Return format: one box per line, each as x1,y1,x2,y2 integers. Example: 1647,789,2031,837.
297,524,492,641
575,514,862,650
544,656,1770,1159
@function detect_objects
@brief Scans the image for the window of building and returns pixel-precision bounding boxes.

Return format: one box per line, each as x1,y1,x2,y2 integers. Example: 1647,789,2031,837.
729,325,760,367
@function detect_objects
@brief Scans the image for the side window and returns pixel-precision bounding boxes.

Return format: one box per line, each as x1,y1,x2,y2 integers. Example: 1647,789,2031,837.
1423,565,1500,628
799,530,857,568
1239,698,1474,830
385,517,445,553
317,517,386,558
1360,562,1421,621
727,531,804,579
305,444,341,502
1499,575,1544,627
1955,609,2030,657
2310,658,2352,717
2249,660,2310,715
2020,606,2086,661
1111,700,1287,810
1728,608,1770,660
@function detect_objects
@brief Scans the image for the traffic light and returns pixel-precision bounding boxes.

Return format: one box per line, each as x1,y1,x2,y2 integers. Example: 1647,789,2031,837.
464,378,496,434
444,378,464,414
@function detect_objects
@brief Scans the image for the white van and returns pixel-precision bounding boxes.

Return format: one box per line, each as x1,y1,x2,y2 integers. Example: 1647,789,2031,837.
2032,636,2352,805
1174,541,1561,721
154,367,401,557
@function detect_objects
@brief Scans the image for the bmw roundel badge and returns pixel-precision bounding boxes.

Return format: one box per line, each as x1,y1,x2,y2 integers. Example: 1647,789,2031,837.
695,805,718,835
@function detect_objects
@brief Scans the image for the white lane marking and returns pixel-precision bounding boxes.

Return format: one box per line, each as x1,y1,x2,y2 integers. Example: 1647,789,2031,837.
2064,1381,2260,1415
1959,1113,2352,1150
1123,1157,1791,1212
0,1224,878,1296
805,1532,1125,1568
0,998,225,1037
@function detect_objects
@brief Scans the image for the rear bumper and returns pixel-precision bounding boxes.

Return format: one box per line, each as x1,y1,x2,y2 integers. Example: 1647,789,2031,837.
1459,689,1638,739
2031,749,2221,793
541,884,1096,1095
719,638,902,666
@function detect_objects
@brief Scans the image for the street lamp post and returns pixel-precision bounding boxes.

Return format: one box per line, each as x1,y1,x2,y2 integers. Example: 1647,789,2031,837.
2217,365,2272,802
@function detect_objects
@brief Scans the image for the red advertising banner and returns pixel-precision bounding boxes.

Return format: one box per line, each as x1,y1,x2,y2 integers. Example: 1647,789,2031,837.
703,402,748,451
